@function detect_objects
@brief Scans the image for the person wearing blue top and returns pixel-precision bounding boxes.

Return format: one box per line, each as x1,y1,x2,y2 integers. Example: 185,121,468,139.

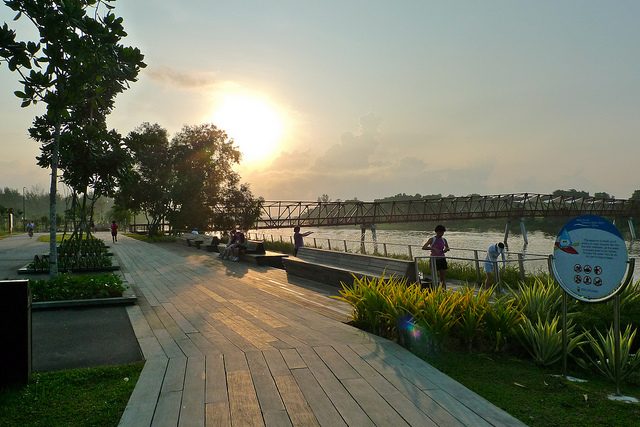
484,242,506,288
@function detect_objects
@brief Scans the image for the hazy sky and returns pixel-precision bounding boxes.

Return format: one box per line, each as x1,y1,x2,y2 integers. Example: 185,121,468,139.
1,1,639,201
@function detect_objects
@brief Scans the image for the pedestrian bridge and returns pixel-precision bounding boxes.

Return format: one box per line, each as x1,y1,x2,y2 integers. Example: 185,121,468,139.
245,193,640,229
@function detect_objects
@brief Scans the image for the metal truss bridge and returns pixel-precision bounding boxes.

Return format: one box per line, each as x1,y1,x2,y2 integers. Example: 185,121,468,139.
241,193,640,230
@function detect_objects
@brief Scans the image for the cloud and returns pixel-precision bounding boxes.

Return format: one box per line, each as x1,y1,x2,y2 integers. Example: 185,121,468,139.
146,66,217,89
244,112,498,200
312,113,382,170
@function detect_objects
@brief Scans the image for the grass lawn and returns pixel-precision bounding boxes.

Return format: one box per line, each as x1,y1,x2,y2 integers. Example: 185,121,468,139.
0,362,143,427
36,234,69,243
424,350,640,426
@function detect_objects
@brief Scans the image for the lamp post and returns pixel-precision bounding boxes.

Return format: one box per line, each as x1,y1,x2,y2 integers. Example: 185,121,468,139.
22,187,26,230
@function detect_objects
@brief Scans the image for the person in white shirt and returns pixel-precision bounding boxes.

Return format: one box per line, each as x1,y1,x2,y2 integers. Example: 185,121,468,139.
484,242,506,288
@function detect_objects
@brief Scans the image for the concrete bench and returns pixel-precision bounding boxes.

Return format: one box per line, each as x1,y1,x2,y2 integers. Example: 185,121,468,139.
217,240,265,255
180,234,205,249
283,247,417,287
216,240,288,267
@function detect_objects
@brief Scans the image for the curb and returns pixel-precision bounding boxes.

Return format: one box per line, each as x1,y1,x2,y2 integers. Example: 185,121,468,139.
32,295,137,311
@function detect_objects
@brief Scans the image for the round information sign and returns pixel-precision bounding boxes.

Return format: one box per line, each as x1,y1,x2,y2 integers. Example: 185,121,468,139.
551,215,628,302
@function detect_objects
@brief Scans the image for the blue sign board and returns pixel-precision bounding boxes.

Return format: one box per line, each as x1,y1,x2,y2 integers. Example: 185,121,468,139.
551,215,628,302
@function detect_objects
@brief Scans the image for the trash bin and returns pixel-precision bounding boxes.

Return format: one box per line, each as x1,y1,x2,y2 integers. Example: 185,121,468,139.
0,279,31,386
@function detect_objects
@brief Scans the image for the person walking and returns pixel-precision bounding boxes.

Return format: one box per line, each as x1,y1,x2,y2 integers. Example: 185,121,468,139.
293,226,313,256
110,220,118,243
484,242,506,288
422,224,450,288
26,221,34,238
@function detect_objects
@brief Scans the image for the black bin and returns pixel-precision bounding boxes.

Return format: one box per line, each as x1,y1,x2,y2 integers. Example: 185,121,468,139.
0,280,31,386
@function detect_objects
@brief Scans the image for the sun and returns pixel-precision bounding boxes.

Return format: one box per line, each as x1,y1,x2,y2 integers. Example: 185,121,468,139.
211,91,285,165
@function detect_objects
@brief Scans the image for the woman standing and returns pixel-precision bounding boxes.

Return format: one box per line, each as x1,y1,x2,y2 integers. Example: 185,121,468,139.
422,224,450,288
293,226,313,256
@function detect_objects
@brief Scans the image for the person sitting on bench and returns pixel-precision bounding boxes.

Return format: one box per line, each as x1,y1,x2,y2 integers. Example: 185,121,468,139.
230,229,247,262
219,229,246,261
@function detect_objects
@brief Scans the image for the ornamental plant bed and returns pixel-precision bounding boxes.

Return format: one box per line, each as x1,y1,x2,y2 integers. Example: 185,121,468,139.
29,273,127,302
18,255,120,275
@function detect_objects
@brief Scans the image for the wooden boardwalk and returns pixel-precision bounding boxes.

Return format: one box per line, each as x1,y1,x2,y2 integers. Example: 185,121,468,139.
111,234,526,426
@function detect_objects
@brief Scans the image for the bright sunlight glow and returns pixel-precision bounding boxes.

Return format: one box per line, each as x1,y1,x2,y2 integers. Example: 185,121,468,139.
211,91,285,165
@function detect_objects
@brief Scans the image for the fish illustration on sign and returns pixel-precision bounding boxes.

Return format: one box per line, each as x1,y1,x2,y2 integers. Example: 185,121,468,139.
554,228,579,254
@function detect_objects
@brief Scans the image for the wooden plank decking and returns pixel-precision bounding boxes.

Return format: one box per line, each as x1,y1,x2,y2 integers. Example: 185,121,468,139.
110,234,526,426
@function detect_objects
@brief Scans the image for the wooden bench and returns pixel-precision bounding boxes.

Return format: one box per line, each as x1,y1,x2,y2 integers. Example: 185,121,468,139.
283,247,417,287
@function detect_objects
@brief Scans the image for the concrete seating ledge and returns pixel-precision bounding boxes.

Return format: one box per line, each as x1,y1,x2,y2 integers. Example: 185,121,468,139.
283,247,417,287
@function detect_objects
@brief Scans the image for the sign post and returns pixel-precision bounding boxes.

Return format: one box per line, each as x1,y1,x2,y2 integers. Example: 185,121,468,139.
549,215,634,392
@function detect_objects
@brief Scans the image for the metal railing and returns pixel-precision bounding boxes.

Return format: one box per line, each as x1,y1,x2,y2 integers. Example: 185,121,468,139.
246,232,549,280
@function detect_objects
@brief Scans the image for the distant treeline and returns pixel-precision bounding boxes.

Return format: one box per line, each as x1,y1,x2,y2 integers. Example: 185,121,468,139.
0,187,114,226
373,188,640,203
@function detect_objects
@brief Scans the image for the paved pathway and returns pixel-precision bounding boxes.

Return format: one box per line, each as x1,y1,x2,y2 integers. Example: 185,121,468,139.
108,234,526,427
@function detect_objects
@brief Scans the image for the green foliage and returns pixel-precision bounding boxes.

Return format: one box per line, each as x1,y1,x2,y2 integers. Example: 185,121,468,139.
116,123,172,236
484,294,523,352
453,286,493,352
569,281,640,334
334,275,400,336
262,240,294,254
29,238,113,272
0,363,142,427
578,325,640,384
513,277,563,322
518,315,585,367
29,273,126,301
414,288,460,353
0,0,145,275
117,123,263,233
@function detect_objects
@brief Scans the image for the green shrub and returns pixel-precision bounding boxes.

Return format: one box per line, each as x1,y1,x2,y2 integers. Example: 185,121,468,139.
29,274,126,302
484,294,523,352
518,315,585,367
453,286,493,352
577,324,640,385
414,288,460,353
572,281,640,337
513,277,563,322
335,275,393,336
262,240,294,254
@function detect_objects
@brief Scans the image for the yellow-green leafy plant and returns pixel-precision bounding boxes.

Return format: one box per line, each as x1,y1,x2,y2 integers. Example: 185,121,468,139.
336,275,387,335
378,280,426,346
514,277,563,322
413,288,460,353
578,324,640,385
484,293,523,352
336,275,412,337
518,315,585,367
454,285,493,352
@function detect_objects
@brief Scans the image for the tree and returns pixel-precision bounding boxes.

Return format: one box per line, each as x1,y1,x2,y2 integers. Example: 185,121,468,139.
116,122,263,234
211,184,264,232
632,190,640,200
168,124,241,231
593,192,614,200
0,0,145,276
116,123,172,236
552,189,590,199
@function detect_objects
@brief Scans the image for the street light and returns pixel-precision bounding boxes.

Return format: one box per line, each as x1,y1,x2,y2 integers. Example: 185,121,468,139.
22,187,26,230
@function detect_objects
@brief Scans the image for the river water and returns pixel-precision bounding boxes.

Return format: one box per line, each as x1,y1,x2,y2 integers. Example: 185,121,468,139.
248,226,640,281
